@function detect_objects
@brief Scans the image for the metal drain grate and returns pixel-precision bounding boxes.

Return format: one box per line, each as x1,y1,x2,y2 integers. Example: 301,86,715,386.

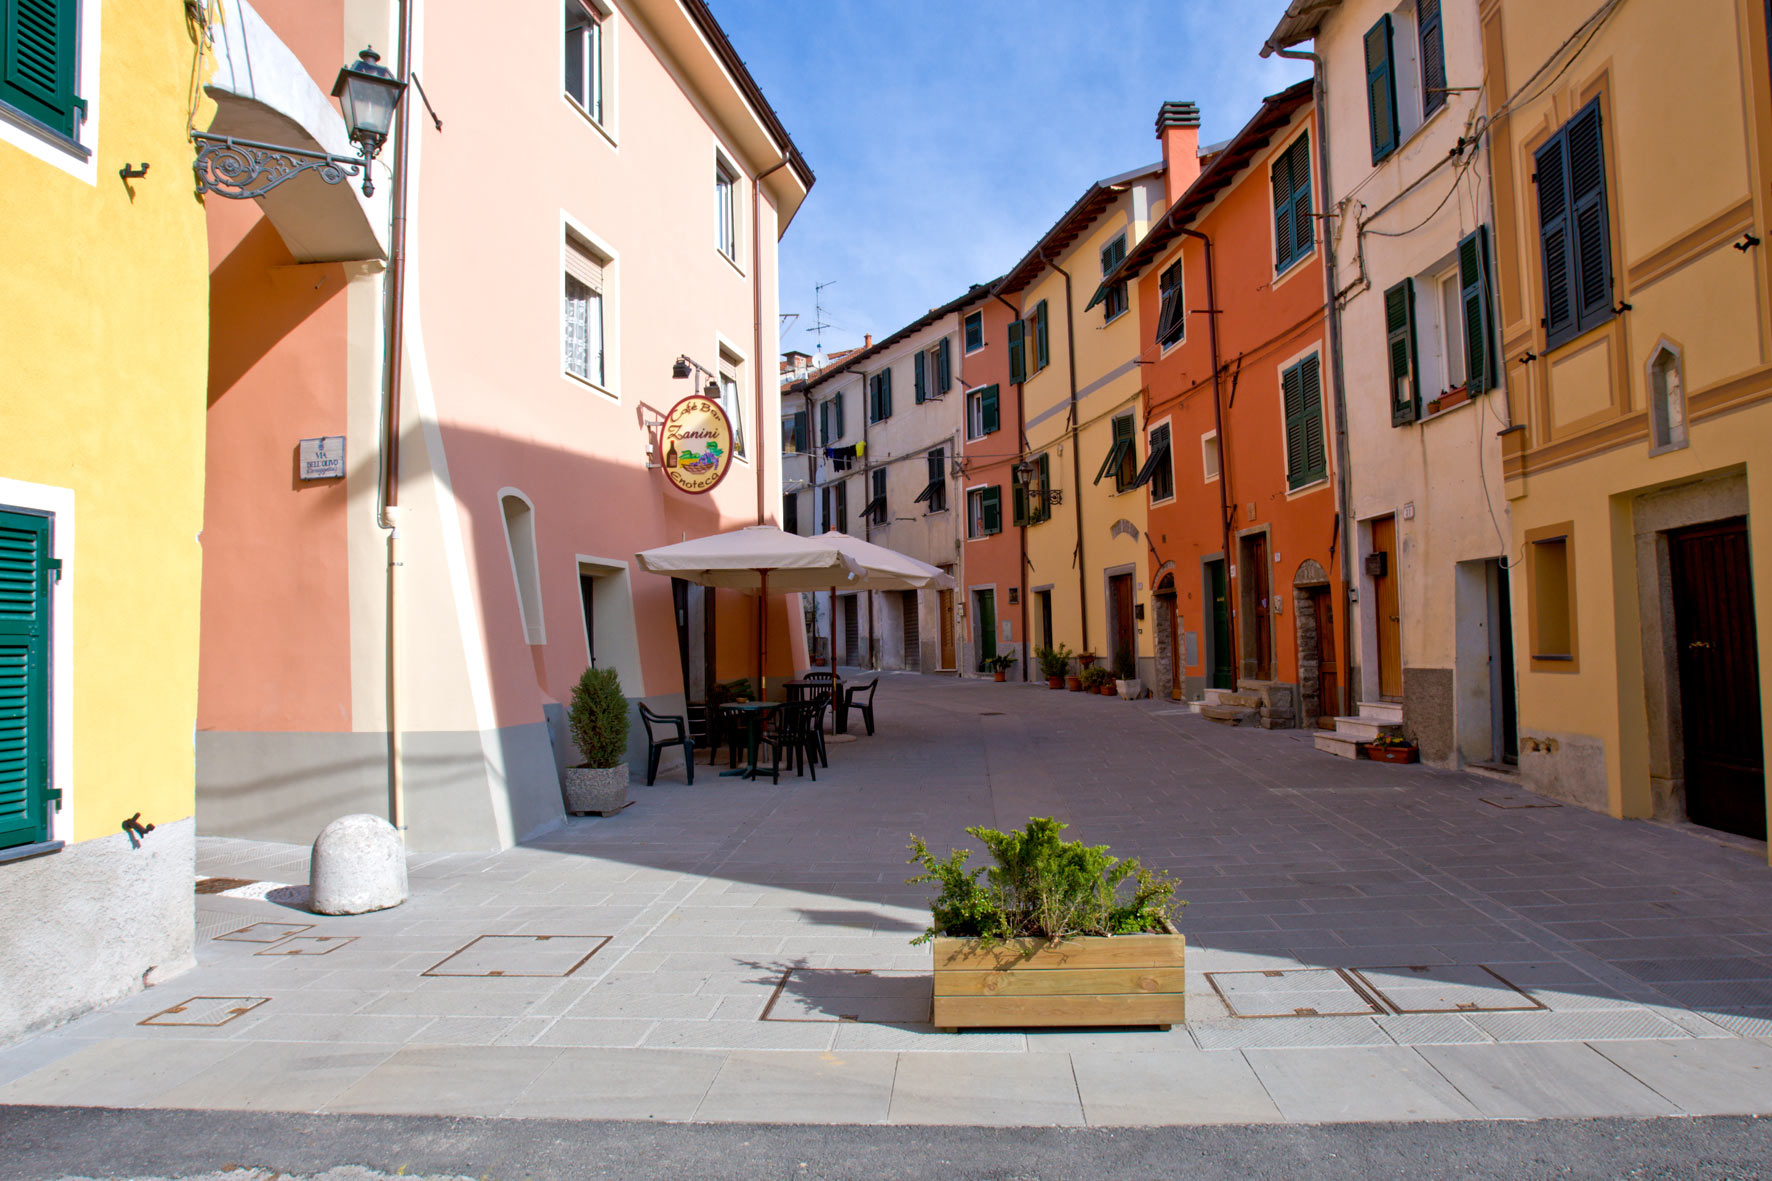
1350,965,1545,1014
423,934,610,978
760,968,931,1023
1480,794,1562,809
217,922,314,943
140,996,269,1027
1206,968,1383,1018
254,935,355,957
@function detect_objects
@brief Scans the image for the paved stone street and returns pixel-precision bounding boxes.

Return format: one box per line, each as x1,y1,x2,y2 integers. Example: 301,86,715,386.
7,673,1772,1129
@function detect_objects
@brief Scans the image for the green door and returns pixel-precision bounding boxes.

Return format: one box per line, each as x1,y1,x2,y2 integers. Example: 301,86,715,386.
1206,559,1233,690
0,509,53,849
976,590,997,669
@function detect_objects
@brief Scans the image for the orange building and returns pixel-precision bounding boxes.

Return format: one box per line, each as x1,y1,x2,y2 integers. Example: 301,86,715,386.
1107,81,1345,728
955,295,1026,674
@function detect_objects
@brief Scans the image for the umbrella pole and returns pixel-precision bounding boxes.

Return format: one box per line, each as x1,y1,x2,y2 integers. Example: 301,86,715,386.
759,568,768,699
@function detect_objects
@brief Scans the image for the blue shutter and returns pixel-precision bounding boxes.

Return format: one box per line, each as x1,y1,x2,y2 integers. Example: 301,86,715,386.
1385,279,1419,425
0,510,51,850
981,384,1000,434
1458,226,1496,392
1008,318,1026,383
2,0,80,138
1365,15,1399,163
1566,101,1613,337
1536,129,1577,348
1418,0,1446,118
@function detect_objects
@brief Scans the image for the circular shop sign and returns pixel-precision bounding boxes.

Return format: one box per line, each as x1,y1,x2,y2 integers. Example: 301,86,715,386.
660,394,734,494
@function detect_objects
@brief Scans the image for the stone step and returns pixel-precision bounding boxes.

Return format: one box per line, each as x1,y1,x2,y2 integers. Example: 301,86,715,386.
1217,692,1263,709
1331,716,1403,744
1202,688,1234,705
1314,730,1362,759
1200,704,1257,726
1357,701,1404,725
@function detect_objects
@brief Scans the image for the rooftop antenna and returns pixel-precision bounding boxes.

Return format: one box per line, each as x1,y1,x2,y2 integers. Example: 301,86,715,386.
812,280,835,353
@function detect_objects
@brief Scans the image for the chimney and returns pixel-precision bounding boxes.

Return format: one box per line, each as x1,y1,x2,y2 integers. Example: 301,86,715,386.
1156,101,1201,205
864,333,873,348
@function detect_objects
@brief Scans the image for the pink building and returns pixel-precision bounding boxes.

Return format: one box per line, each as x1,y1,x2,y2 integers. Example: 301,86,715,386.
197,0,812,849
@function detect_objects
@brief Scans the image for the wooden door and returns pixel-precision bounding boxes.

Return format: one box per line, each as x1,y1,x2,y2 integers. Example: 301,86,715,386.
1671,517,1765,840
1309,585,1338,725
1207,559,1233,689
1247,534,1272,680
1109,573,1135,671
976,590,997,668
1372,515,1403,699
938,588,955,669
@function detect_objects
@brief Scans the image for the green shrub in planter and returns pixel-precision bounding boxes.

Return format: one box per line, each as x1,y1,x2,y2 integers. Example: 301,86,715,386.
1113,647,1136,681
1080,666,1113,692
1035,644,1073,680
569,667,630,769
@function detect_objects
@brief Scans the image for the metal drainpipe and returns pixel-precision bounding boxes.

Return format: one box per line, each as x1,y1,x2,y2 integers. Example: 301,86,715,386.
1048,259,1089,658
993,292,1030,680
375,0,416,837
1175,227,1238,683
860,368,873,668
1276,45,1354,716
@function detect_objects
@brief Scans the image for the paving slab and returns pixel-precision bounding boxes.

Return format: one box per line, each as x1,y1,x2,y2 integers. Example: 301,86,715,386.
887,1052,1084,1126
1243,1047,1482,1122
1071,1049,1282,1125
503,1047,724,1120
695,1050,899,1123
1592,1037,1772,1114
1415,1042,1678,1118
324,1045,566,1116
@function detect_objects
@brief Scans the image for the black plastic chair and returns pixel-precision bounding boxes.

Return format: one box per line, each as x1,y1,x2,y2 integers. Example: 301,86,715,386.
841,678,879,736
638,703,695,786
761,701,820,781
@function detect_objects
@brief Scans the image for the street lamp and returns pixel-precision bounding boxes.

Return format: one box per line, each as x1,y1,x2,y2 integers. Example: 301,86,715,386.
193,46,408,200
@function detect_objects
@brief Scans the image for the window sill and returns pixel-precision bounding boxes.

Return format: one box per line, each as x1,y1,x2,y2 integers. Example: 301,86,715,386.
1149,494,1176,507
564,94,618,149
1422,386,1474,420
1272,248,1316,283
1546,310,1617,357
1104,308,1129,326
0,839,64,866
717,248,746,279
1159,336,1185,356
564,369,619,401
0,101,89,160
1285,473,1329,497
964,344,984,355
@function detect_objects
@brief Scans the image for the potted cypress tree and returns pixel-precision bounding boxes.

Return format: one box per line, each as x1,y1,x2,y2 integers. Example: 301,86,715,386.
1036,644,1073,690
562,667,631,815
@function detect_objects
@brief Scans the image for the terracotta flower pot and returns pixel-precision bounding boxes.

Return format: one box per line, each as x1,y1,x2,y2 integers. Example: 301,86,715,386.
1047,676,1064,689
1362,743,1419,764
993,671,1007,682
1099,685,1115,696
1065,676,1083,692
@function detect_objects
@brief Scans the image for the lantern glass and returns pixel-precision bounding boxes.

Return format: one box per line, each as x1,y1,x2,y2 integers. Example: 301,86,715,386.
332,48,405,152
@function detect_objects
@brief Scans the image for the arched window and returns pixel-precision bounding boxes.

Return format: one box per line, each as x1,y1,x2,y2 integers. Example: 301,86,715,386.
501,493,546,644
1648,343,1687,454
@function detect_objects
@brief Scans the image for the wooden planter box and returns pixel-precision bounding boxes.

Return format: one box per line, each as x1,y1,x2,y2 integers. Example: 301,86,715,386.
930,923,1185,1031
1362,743,1419,764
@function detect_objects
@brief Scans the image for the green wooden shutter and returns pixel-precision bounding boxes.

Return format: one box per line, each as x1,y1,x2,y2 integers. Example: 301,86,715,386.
1567,100,1613,338
937,337,952,393
1273,147,1295,271
1034,300,1050,369
3,0,79,138
1365,15,1399,163
1299,354,1326,482
1418,0,1446,118
1008,319,1027,383
982,486,1002,535
1535,128,1576,347
882,367,892,418
981,385,1000,434
1282,361,1307,486
1459,226,1496,392
1113,414,1136,491
819,401,830,446
1385,278,1419,425
914,352,927,404
835,391,846,437
0,510,51,850
1012,472,1029,527
1034,453,1051,523
1288,134,1313,261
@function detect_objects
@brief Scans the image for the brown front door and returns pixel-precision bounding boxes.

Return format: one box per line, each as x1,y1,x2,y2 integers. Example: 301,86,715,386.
1109,573,1135,672
1670,517,1765,840
1246,534,1272,680
1372,515,1403,699
938,587,956,670
1309,585,1338,725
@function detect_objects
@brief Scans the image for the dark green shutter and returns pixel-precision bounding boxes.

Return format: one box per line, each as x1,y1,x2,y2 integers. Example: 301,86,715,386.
913,352,927,404
3,0,79,138
982,486,1002,535
1365,15,1399,163
937,337,952,393
1288,134,1313,261
1012,473,1029,527
1034,454,1051,523
1567,101,1612,335
980,384,1000,434
819,401,830,446
1008,319,1027,383
1273,148,1295,272
1418,0,1446,118
0,510,51,850
835,391,846,437
1535,128,1575,346
1300,354,1326,482
1282,361,1307,485
882,367,892,418
1385,279,1419,425
1458,226,1495,392
1034,301,1050,369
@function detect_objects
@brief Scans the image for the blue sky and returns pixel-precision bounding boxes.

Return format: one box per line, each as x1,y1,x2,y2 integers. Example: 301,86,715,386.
711,1,1310,357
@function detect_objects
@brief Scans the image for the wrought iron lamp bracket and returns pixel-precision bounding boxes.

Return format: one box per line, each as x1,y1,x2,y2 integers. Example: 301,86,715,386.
191,132,375,200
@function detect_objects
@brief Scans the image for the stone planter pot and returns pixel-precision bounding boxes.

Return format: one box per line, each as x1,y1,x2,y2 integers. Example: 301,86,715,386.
1065,676,1083,692
1046,676,1064,690
930,920,1185,1031
1116,679,1143,700
562,764,629,815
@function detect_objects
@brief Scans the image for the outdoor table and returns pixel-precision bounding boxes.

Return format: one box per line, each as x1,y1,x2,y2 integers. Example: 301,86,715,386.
717,701,783,779
783,678,845,733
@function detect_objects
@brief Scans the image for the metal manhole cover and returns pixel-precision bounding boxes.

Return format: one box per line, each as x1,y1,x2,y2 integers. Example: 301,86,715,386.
140,996,269,1027
1350,964,1545,1013
1206,968,1382,1018
254,935,355,957
195,877,256,894
423,934,610,977
979,712,1005,717
217,922,314,943
1480,794,1562,809
761,968,931,1023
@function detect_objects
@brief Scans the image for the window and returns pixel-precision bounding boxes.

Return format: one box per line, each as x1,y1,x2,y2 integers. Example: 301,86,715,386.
967,486,1002,539
1010,302,1048,381
964,310,984,353
966,384,1001,440
782,410,808,454
1201,431,1220,482
914,448,948,514
1272,132,1314,273
914,338,953,404
1536,98,1613,350
1,0,82,142
820,392,847,446
784,491,799,535
1100,234,1129,321
1094,414,1138,492
1015,453,1052,526
868,368,893,423
1282,354,1327,489
0,508,55,850
1384,278,1419,425
563,233,608,388
1032,300,1050,370
1437,272,1466,391
715,157,738,260
1526,525,1577,668
862,467,888,526
563,0,605,125
1418,0,1446,119
1156,259,1186,349
718,349,746,460
1364,14,1400,163
829,480,848,533
1648,344,1688,453
1133,423,1174,501
500,494,546,644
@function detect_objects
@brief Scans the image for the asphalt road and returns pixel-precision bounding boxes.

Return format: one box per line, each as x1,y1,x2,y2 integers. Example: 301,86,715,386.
3,1106,1772,1180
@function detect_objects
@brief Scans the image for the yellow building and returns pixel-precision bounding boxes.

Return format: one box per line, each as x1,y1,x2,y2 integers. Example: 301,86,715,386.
0,2,209,1038
1488,0,1772,854
992,163,1167,679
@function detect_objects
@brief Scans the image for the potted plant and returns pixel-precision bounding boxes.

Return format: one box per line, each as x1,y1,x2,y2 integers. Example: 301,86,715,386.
908,817,1184,1031
1076,651,1099,669
987,652,1017,682
1362,733,1419,764
1113,647,1143,700
1081,666,1113,694
562,666,632,815
1035,644,1073,690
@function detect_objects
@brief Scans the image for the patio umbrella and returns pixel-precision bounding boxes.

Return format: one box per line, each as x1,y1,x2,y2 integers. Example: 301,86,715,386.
635,525,865,694
810,531,954,671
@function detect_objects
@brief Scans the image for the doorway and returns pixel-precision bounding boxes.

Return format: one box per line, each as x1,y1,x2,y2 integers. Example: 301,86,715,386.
974,589,997,670
1371,514,1403,699
1107,571,1136,674
1492,559,1519,764
1239,533,1272,681
900,590,921,671
1305,584,1337,726
842,595,860,667
1204,558,1233,689
1036,588,1054,652
938,586,956,670
1670,517,1764,839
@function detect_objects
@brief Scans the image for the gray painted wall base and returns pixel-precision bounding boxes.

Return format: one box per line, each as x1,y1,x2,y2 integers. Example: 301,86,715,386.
0,818,195,1046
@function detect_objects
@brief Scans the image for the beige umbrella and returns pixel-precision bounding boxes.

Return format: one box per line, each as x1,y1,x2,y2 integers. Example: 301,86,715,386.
635,525,864,693
810,531,954,672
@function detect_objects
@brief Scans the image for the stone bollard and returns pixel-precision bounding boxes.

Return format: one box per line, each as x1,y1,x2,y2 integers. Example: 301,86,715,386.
309,813,408,915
